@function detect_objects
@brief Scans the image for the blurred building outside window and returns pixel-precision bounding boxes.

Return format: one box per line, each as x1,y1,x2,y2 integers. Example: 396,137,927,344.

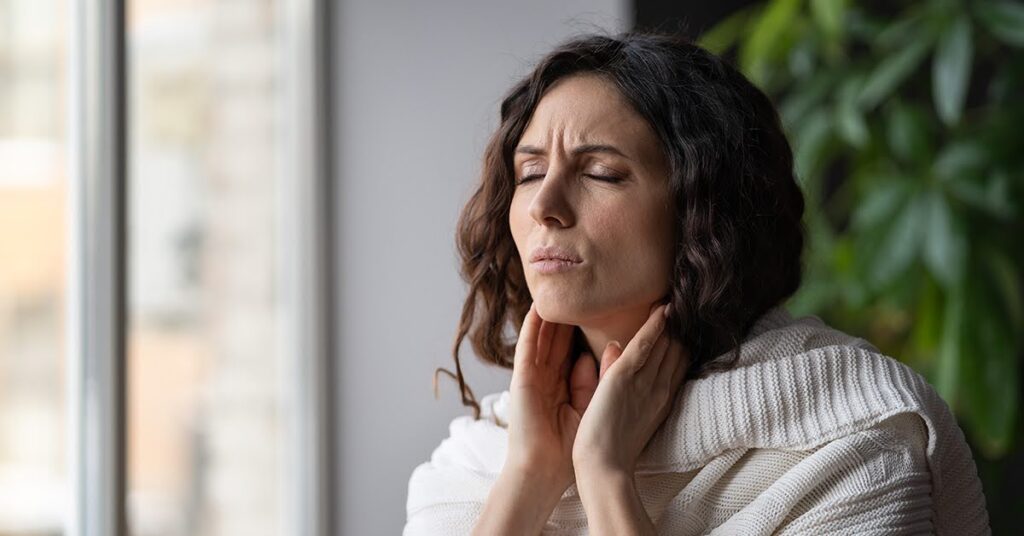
0,0,70,534
127,1,288,535
0,0,307,535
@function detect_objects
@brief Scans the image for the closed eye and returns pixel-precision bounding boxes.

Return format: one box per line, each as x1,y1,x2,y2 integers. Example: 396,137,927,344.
515,174,622,185
515,174,544,185
587,174,623,183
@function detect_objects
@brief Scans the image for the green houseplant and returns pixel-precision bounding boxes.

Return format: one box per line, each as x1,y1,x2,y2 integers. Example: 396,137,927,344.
698,0,1023,526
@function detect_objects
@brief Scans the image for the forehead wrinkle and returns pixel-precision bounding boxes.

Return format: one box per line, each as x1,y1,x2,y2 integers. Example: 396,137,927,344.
517,117,641,164
519,109,631,153
516,75,662,171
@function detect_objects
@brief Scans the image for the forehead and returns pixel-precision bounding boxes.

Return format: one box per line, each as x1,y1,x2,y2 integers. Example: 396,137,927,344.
517,74,663,169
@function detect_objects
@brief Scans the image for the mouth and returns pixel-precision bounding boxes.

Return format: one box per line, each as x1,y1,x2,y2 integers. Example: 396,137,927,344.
529,245,583,264
530,258,582,274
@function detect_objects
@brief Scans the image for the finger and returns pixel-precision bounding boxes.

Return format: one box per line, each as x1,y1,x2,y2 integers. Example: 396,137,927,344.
653,334,678,381
621,304,668,374
638,328,672,388
655,340,690,395
599,340,623,381
548,322,574,372
535,317,555,366
514,302,541,369
570,352,598,414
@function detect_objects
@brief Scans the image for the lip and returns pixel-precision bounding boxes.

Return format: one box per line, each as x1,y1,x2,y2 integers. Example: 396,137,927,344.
528,245,583,275
530,258,581,274
529,245,583,264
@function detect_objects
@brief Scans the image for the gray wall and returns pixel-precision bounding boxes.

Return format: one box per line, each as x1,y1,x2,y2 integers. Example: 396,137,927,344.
332,0,630,533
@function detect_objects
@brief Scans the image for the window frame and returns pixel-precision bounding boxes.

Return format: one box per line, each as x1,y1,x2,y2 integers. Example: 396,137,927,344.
65,1,337,534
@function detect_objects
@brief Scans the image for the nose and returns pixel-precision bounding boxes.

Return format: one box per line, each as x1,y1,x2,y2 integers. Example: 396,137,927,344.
527,165,576,228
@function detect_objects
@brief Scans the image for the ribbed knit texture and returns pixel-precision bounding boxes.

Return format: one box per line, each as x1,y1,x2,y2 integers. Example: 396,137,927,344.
404,307,991,535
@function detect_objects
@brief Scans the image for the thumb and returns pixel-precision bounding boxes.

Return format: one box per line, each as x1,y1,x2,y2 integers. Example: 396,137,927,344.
569,352,598,415
600,340,623,381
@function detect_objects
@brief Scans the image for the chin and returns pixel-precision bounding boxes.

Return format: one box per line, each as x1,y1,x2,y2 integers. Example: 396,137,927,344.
534,301,584,325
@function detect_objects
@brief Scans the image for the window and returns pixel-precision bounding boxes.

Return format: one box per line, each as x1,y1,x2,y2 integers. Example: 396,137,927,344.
0,0,70,533
0,1,334,534
126,1,287,534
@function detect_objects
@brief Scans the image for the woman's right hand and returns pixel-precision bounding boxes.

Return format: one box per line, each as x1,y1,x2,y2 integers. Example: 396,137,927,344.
504,302,600,492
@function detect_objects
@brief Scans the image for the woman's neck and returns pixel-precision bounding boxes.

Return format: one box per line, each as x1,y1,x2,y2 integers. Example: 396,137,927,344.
577,302,660,363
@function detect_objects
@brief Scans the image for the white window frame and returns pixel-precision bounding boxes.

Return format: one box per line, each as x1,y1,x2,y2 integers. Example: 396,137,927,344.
277,0,338,535
65,0,336,534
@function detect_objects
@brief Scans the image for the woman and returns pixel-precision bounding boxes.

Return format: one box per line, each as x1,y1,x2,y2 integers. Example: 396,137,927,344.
405,31,990,535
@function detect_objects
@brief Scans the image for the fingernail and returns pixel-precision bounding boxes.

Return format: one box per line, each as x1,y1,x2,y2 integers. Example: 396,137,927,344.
663,302,672,319
609,340,622,352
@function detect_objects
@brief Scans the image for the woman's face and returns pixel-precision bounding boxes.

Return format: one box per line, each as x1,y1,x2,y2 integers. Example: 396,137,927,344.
509,73,675,325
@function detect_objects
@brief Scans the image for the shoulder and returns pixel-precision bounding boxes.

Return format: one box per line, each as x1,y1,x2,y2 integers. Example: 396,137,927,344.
768,412,934,534
778,411,932,495
404,392,509,529
828,412,931,486
413,390,510,477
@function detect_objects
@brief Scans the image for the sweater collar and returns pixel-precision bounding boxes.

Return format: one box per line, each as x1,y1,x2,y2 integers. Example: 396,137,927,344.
484,305,931,473
744,305,797,341
466,307,977,534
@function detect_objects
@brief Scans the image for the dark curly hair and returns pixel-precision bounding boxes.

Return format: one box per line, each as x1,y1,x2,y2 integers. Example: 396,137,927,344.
434,30,806,419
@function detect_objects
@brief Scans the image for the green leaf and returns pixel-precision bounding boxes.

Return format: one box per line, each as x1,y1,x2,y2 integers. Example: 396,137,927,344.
983,169,1018,218
959,269,1020,458
945,169,1017,220
698,4,762,54
810,0,846,40
793,108,832,186
851,174,912,230
961,340,1019,458
869,192,927,286
975,0,1024,47
876,6,928,49
858,37,932,109
933,140,989,182
935,283,964,403
788,33,819,79
988,55,1024,102
985,247,1024,331
834,104,869,148
911,272,942,359
845,6,884,42
922,188,967,288
780,70,838,127
835,75,869,147
886,101,933,163
933,16,973,125
741,0,803,86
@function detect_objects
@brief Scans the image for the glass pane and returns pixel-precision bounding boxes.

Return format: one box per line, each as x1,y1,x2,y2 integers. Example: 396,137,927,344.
0,0,69,534
127,1,288,535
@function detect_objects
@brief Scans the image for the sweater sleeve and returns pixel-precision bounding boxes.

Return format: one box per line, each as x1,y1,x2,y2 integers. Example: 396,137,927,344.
403,407,510,536
403,459,486,536
772,412,936,535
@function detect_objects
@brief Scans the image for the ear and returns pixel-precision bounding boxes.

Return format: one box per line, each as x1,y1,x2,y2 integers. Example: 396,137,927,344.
569,352,598,415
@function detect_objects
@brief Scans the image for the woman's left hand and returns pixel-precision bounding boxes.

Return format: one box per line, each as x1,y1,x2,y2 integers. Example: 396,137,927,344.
570,302,691,476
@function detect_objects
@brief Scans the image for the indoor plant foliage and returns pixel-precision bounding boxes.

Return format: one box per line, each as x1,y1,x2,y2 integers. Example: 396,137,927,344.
698,0,1022,512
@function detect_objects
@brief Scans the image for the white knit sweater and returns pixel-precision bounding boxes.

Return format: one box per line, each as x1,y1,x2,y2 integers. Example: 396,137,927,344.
404,307,991,535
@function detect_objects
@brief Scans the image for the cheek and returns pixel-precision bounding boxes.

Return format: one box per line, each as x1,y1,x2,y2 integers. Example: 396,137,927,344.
508,196,528,251
589,200,673,280
588,196,652,250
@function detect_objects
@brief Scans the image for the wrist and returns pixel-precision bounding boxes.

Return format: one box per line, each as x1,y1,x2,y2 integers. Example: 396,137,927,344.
503,458,569,493
473,463,566,535
573,453,632,481
575,468,657,536
575,464,633,496
506,453,573,489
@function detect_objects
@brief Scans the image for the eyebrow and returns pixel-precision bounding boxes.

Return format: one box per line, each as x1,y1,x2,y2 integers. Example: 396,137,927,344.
514,143,632,161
